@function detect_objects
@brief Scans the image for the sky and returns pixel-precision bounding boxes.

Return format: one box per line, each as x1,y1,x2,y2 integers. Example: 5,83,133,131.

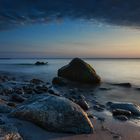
0,0,140,58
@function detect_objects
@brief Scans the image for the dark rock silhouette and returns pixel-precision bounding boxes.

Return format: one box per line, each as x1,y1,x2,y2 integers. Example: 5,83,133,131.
111,83,131,88
58,58,101,84
35,61,48,65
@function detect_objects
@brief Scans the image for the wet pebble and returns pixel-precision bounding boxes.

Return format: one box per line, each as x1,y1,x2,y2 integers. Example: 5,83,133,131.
7,102,17,107
76,99,89,111
112,109,131,117
114,115,128,121
93,105,104,112
48,89,60,96
113,135,121,139
97,117,105,122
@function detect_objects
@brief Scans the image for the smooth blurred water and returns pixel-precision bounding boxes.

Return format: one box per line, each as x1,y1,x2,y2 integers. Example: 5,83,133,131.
0,58,140,86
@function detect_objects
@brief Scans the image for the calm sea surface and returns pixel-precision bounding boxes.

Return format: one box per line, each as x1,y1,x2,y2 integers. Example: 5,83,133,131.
1,58,140,105
0,58,140,86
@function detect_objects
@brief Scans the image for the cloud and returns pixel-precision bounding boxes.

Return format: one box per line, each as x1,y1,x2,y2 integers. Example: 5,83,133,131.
0,0,140,30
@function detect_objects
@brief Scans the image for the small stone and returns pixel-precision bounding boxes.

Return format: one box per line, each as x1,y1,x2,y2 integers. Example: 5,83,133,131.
11,93,26,103
88,114,96,119
100,87,111,90
115,115,128,121
113,135,121,139
35,85,48,93
30,79,44,85
7,102,17,107
76,99,89,111
23,86,34,94
48,89,60,96
106,101,113,106
93,105,104,112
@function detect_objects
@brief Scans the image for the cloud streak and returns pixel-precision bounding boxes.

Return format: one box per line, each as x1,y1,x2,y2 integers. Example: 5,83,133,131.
0,0,140,30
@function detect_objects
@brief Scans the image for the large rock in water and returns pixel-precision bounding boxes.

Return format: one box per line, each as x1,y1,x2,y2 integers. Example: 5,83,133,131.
58,58,101,84
10,94,93,134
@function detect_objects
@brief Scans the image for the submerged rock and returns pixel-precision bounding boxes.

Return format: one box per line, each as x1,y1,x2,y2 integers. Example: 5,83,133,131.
111,83,131,88
107,102,140,116
93,105,104,112
10,94,93,134
112,109,131,117
58,58,101,84
114,115,128,121
35,61,48,65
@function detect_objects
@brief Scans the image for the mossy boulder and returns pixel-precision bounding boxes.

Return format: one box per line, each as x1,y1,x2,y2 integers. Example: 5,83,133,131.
58,58,101,84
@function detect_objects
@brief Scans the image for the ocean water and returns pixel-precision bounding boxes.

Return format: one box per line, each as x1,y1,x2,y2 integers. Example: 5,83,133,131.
0,58,140,86
0,58,140,104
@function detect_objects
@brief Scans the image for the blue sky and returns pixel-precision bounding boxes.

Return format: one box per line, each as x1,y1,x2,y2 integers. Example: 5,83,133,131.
1,19,140,58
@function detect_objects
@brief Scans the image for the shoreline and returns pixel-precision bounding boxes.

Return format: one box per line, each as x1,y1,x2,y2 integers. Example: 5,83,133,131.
0,70,140,139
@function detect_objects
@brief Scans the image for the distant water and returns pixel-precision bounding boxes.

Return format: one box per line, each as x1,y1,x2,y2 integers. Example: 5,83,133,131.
0,58,140,86
1,58,140,106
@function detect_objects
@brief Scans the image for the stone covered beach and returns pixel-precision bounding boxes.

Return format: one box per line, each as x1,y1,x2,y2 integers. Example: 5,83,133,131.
0,58,140,140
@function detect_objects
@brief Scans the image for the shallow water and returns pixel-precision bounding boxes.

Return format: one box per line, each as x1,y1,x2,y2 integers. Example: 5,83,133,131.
0,58,140,104
0,58,140,84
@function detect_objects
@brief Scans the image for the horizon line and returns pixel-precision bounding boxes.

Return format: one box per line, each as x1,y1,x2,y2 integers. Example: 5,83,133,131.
1,57,140,59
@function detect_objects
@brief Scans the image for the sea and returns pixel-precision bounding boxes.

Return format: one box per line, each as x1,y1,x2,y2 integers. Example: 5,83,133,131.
0,58,140,104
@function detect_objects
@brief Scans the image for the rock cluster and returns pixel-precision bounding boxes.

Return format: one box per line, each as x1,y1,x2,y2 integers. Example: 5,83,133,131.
107,102,140,121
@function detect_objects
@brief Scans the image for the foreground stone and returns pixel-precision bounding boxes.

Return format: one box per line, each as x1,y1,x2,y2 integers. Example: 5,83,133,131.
58,58,101,84
107,102,140,116
10,94,93,134
0,124,23,140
